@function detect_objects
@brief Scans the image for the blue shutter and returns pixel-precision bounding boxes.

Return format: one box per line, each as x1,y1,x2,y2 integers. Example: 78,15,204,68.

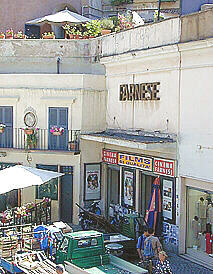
0,107,13,148
48,107,68,150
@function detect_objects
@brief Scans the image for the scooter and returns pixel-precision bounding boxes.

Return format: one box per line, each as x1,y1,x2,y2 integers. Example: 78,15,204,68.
79,201,101,230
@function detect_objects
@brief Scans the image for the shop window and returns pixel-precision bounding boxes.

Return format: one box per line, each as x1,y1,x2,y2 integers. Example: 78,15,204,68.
186,187,213,256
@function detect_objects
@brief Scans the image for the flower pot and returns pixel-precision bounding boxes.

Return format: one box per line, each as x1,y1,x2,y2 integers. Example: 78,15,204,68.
6,35,13,39
0,35,5,39
0,128,5,133
52,131,62,136
69,34,74,39
89,36,95,39
101,29,111,36
69,141,76,151
75,35,80,39
43,36,55,39
24,129,33,135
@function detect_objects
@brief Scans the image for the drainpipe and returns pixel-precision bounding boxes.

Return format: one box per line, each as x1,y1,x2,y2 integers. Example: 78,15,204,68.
57,57,61,74
158,0,161,21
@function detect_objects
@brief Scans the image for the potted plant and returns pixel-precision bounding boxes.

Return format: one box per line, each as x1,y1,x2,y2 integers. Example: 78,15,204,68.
0,32,5,39
6,28,13,39
85,20,101,39
75,30,82,39
50,126,64,136
42,32,55,39
100,18,114,35
82,31,89,39
23,128,38,149
23,127,34,135
14,31,26,39
0,124,6,133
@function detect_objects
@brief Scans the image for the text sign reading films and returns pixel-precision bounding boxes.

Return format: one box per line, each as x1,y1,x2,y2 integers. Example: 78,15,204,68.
102,149,118,165
154,158,175,177
118,153,152,171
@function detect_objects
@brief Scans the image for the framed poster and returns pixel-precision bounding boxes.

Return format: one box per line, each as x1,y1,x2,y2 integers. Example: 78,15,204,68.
84,163,101,201
122,168,135,208
162,178,176,224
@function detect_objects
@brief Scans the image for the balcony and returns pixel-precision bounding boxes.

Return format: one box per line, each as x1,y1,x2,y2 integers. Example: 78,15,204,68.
0,128,80,152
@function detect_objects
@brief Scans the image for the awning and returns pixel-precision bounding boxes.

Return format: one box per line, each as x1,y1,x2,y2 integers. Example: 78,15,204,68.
0,165,64,194
81,130,176,153
26,9,91,26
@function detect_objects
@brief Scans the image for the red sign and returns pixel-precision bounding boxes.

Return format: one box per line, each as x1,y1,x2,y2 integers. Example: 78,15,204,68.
154,158,175,177
102,149,118,165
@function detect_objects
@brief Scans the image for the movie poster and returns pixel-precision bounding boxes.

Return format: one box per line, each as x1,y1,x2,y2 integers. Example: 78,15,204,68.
84,163,101,201
123,170,134,207
162,179,173,220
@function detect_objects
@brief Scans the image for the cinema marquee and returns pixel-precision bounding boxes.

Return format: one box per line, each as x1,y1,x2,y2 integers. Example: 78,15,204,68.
119,82,160,101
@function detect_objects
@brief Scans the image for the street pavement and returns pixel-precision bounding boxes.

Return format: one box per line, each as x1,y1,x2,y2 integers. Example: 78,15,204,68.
168,252,213,274
71,225,213,273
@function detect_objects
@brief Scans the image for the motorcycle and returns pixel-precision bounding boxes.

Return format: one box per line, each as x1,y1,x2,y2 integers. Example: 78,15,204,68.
79,201,101,230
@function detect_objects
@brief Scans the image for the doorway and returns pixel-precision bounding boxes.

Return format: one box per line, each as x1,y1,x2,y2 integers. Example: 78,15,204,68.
107,165,120,215
140,173,156,216
60,166,73,223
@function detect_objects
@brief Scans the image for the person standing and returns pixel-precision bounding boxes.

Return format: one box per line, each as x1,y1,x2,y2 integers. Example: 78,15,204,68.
154,251,172,274
144,228,162,260
136,227,149,262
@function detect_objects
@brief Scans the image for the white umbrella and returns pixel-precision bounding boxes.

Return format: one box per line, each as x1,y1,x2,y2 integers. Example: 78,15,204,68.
26,9,91,25
0,165,64,195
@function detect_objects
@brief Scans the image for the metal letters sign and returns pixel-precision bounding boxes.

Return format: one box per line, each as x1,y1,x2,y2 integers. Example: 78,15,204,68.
119,82,160,101
102,149,118,165
118,153,152,171
154,158,175,177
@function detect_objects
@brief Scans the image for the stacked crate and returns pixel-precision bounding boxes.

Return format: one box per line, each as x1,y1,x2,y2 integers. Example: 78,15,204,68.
0,236,18,260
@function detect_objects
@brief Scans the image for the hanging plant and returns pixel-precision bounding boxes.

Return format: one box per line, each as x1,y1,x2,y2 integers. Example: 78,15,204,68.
50,126,64,136
22,128,39,149
0,124,6,133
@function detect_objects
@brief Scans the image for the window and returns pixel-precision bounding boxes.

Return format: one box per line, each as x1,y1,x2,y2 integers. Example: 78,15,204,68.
60,237,69,252
48,107,68,150
0,106,13,148
77,238,98,248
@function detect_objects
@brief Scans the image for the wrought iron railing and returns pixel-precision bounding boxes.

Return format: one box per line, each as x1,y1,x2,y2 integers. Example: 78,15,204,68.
0,128,80,152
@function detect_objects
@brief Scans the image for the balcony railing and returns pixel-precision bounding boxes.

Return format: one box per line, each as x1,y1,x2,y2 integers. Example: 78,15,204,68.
0,128,80,152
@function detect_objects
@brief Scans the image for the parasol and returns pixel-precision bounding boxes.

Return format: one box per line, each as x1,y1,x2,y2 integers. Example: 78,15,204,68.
145,177,162,235
0,165,64,194
26,9,91,26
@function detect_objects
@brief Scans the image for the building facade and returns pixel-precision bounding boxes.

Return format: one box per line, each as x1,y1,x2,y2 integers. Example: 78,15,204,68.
0,39,106,224
81,8,213,267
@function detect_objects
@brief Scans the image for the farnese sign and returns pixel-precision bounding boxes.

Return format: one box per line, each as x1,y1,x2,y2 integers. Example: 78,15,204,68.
119,82,160,101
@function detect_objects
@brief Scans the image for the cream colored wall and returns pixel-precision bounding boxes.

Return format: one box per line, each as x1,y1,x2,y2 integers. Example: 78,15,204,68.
102,46,179,133
80,139,104,210
0,40,105,75
179,40,213,182
0,74,107,133
101,17,180,57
